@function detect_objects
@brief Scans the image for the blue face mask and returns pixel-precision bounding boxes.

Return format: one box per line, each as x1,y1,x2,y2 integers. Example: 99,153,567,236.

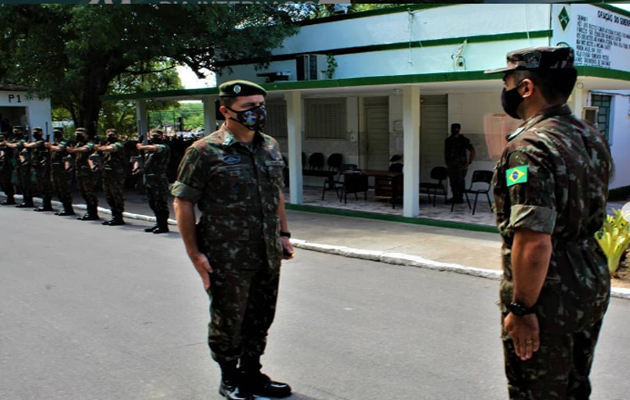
226,105,267,132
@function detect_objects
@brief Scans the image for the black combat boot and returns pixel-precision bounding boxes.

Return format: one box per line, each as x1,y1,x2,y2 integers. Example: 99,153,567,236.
107,213,125,226
219,362,252,400
78,205,99,221
241,371,292,399
56,202,76,216
144,223,159,232
16,197,35,208
152,212,169,234
34,199,54,212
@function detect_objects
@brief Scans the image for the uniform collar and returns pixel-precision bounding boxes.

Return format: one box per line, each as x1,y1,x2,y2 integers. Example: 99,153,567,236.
506,103,572,142
220,126,265,148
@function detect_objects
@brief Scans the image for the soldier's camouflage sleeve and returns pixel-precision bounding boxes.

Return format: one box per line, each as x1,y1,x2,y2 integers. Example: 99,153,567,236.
171,145,205,203
506,149,557,234
111,142,124,152
155,144,167,154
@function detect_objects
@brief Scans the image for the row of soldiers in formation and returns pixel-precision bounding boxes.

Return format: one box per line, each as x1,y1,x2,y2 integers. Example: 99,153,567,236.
0,126,172,233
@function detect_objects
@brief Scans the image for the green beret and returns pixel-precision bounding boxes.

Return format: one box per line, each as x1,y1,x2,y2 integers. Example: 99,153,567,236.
485,46,575,75
219,80,267,97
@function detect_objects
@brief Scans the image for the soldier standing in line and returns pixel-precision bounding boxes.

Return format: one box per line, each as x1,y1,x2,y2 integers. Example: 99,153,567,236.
22,127,54,212
94,129,126,226
135,129,171,234
444,123,475,203
486,46,612,400
2,126,35,208
45,128,75,216
66,128,99,221
0,132,16,205
172,80,294,400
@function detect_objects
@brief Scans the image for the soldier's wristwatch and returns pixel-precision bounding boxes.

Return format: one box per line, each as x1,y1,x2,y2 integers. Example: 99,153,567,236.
280,231,291,238
508,301,536,316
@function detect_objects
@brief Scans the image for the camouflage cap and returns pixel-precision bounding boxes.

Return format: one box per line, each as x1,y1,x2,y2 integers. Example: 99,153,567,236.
106,128,118,135
13,126,24,132
485,46,574,75
32,127,43,132
53,127,64,133
0,133,6,140
219,80,267,97
75,127,88,133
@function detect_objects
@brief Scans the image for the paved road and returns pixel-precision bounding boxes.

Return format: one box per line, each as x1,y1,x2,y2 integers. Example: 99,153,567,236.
1,206,629,400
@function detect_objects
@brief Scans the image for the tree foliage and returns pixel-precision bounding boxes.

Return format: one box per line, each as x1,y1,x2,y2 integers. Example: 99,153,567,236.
0,4,304,134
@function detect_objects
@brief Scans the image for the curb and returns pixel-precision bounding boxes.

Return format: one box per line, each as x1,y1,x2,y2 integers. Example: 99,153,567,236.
2,192,629,300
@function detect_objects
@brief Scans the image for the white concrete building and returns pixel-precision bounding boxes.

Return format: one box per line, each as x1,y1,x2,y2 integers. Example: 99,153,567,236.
0,85,53,137
105,4,630,218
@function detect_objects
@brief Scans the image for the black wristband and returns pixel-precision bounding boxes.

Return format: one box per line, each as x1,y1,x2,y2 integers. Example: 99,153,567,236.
280,231,291,238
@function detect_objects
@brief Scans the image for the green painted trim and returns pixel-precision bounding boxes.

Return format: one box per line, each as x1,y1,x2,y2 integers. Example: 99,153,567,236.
594,4,630,20
576,66,630,82
298,4,453,27
101,66,630,102
217,30,553,68
285,203,499,234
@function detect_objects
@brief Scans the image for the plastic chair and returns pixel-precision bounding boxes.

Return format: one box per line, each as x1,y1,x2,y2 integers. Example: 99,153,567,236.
420,166,448,206
322,154,344,200
451,170,493,215
308,153,325,170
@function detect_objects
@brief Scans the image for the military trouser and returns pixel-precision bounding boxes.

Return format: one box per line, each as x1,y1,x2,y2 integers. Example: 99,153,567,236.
145,174,170,218
503,318,603,400
77,170,98,207
15,165,33,202
0,168,14,199
206,241,280,371
52,166,73,205
447,165,467,199
102,170,125,217
34,166,53,202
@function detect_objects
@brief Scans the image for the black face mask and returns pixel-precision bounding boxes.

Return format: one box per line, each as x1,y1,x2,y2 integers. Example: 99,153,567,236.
54,134,63,142
13,133,24,140
226,105,267,132
33,133,43,141
107,136,118,144
150,136,162,144
501,81,525,120
76,134,86,142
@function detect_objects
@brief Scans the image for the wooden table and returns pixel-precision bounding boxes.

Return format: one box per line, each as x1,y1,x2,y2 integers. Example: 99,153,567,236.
342,169,403,209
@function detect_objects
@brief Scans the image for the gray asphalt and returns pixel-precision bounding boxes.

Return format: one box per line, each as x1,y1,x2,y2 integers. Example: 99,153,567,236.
1,206,629,400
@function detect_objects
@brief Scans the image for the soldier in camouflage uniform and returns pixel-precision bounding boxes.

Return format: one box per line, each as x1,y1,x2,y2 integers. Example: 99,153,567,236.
23,127,54,212
136,129,171,234
94,129,126,226
172,80,294,400
0,132,16,205
486,47,612,400
444,123,475,203
67,128,99,221
3,126,35,208
46,128,75,216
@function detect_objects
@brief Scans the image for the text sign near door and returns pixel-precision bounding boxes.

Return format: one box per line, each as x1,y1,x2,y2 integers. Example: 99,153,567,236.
7,94,23,103
552,4,630,71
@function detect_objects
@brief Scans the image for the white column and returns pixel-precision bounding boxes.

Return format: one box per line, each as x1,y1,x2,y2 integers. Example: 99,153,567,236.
202,96,217,135
285,91,303,205
402,86,421,218
572,83,586,118
135,100,148,144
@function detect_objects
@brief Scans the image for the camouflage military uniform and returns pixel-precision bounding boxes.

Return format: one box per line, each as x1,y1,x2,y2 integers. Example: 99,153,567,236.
0,135,15,203
14,139,33,204
445,134,473,199
171,126,285,369
492,104,612,399
102,141,126,219
75,142,98,209
51,140,73,206
32,140,54,205
144,143,171,219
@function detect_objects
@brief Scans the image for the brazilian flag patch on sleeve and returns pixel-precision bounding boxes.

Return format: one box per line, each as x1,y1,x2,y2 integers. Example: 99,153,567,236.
506,166,528,187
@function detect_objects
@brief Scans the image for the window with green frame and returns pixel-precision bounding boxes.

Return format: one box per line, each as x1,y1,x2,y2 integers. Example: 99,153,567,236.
591,94,612,144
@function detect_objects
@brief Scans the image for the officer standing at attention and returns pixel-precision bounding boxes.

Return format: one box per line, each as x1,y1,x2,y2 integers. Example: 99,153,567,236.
444,123,475,203
486,46,612,399
0,132,16,205
2,126,34,208
22,127,54,212
136,129,171,234
46,128,75,216
172,80,294,400
94,129,126,226
67,128,99,221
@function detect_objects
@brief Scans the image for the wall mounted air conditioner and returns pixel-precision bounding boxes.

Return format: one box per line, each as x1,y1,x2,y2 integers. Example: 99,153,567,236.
582,106,599,126
296,54,327,81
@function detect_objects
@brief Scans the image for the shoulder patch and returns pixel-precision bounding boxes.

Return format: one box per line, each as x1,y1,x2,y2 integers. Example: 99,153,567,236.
506,166,528,187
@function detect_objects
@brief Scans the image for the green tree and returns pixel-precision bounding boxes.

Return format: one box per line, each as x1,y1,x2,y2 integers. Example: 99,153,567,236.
0,4,304,135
